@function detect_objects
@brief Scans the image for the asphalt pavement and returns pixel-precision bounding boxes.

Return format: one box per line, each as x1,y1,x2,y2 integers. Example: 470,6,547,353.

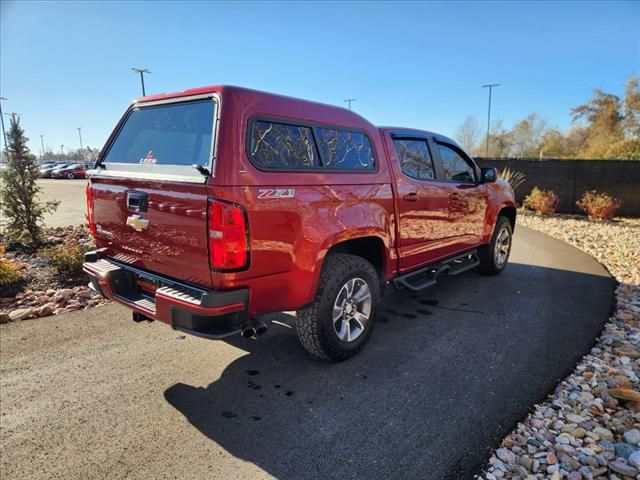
0,226,615,480
37,178,87,227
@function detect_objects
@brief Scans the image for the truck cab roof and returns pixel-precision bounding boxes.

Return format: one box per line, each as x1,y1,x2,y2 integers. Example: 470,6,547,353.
378,126,462,149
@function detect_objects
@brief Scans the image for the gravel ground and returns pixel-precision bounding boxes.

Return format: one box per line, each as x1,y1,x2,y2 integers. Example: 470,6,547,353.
480,212,640,480
1,226,107,323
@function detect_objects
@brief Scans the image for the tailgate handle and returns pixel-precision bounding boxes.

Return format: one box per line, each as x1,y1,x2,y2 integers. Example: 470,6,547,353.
126,191,148,213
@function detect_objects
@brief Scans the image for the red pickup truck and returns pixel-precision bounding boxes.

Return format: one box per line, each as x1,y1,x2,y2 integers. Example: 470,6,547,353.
83,86,516,361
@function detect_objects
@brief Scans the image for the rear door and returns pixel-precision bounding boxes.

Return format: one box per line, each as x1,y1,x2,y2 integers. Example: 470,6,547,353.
89,96,217,287
432,140,488,247
388,135,455,271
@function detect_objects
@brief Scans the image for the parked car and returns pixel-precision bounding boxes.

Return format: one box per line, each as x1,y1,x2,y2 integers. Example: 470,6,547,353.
83,86,516,361
40,163,68,178
51,163,86,179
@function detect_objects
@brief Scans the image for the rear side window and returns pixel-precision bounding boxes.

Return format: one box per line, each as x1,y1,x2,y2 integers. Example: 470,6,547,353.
250,121,320,169
248,119,376,171
316,128,375,170
437,143,476,183
104,100,214,167
393,139,435,181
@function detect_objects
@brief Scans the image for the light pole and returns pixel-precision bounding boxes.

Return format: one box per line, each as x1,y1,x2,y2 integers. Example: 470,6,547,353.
61,144,64,155
131,67,151,96
40,135,46,161
344,98,356,111
77,128,83,150
0,97,7,152
482,83,500,157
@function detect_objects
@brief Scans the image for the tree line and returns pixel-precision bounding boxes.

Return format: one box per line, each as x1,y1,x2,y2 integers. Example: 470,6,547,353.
456,75,640,160
41,147,100,163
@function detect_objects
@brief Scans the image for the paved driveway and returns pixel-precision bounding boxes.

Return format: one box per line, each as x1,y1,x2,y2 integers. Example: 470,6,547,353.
37,178,87,227
0,227,615,480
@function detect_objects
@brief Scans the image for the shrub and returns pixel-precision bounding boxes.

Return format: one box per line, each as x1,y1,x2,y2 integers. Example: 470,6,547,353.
498,167,527,193
576,191,622,220
0,261,22,287
42,240,87,276
0,245,23,287
523,187,560,215
0,116,59,246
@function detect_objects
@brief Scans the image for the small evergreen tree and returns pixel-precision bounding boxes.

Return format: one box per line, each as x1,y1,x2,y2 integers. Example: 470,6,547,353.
0,115,58,246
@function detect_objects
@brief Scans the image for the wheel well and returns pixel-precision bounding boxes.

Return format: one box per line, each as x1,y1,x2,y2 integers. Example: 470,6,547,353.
499,206,516,230
326,236,385,280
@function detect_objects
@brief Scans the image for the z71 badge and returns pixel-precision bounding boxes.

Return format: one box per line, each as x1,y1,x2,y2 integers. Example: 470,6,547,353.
257,188,295,199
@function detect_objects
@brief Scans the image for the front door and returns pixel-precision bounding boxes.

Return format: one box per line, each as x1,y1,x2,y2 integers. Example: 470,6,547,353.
388,136,460,272
433,141,488,248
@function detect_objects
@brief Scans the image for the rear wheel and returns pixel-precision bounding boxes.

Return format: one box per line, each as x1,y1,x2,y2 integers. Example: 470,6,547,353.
67,172,75,179
296,254,379,361
477,215,513,275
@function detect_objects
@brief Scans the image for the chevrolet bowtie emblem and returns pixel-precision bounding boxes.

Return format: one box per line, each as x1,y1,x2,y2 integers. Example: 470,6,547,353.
126,214,149,232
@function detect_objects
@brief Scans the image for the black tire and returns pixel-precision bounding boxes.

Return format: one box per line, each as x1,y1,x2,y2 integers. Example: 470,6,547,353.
67,172,75,179
296,253,379,362
477,215,513,275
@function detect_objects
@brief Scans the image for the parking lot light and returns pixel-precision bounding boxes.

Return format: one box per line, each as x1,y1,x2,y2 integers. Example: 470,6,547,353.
131,67,151,96
481,83,500,157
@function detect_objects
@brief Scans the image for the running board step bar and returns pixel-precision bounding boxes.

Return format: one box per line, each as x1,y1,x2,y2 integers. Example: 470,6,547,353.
392,250,480,292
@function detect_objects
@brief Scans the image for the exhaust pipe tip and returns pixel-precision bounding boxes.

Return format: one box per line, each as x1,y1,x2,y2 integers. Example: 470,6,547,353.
255,322,268,336
241,328,256,339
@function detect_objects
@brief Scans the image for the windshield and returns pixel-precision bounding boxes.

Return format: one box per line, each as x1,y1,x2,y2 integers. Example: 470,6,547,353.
103,99,214,167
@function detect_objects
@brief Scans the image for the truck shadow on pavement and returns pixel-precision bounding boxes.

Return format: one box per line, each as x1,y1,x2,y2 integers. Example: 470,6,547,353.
164,262,614,480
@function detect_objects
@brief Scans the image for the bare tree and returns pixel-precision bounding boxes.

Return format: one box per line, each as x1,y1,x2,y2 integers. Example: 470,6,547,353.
455,116,481,154
508,113,548,158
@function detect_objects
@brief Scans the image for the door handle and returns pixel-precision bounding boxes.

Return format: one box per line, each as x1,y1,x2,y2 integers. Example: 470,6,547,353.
449,193,462,200
403,192,419,202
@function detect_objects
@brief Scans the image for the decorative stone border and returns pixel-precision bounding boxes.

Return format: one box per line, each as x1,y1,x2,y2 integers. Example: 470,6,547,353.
479,213,640,480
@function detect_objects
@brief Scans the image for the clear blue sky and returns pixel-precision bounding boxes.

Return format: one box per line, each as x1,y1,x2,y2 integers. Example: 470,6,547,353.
1,0,639,155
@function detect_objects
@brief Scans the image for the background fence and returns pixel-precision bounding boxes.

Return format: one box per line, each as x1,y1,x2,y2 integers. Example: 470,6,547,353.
475,158,640,217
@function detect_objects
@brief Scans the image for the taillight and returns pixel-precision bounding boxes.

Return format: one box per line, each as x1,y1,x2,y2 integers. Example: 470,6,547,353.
86,183,97,237
207,198,249,271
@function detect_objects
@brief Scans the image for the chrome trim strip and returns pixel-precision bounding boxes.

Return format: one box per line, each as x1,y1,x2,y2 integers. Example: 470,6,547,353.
209,94,220,178
87,167,206,184
134,92,216,107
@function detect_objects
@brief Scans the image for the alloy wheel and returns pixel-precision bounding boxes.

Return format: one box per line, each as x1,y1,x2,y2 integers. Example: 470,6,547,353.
332,277,372,342
494,227,511,267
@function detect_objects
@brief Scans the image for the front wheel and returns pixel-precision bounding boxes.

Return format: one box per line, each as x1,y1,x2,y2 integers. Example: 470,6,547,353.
477,215,513,275
67,172,75,179
296,254,379,361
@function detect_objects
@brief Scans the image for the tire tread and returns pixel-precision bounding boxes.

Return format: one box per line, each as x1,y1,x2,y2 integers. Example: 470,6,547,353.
296,253,378,361
477,215,512,275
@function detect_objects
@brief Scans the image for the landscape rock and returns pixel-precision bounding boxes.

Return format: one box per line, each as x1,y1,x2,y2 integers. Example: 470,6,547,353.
9,308,35,321
608,459,639,477
628,450,640,469
623,429,640,446
480,213,640,480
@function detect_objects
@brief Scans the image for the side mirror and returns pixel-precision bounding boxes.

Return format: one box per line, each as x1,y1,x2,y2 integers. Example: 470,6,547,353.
481,167,497,183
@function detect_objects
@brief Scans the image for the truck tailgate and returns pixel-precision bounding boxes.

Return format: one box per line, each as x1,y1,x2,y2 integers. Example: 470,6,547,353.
90,178,212,288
